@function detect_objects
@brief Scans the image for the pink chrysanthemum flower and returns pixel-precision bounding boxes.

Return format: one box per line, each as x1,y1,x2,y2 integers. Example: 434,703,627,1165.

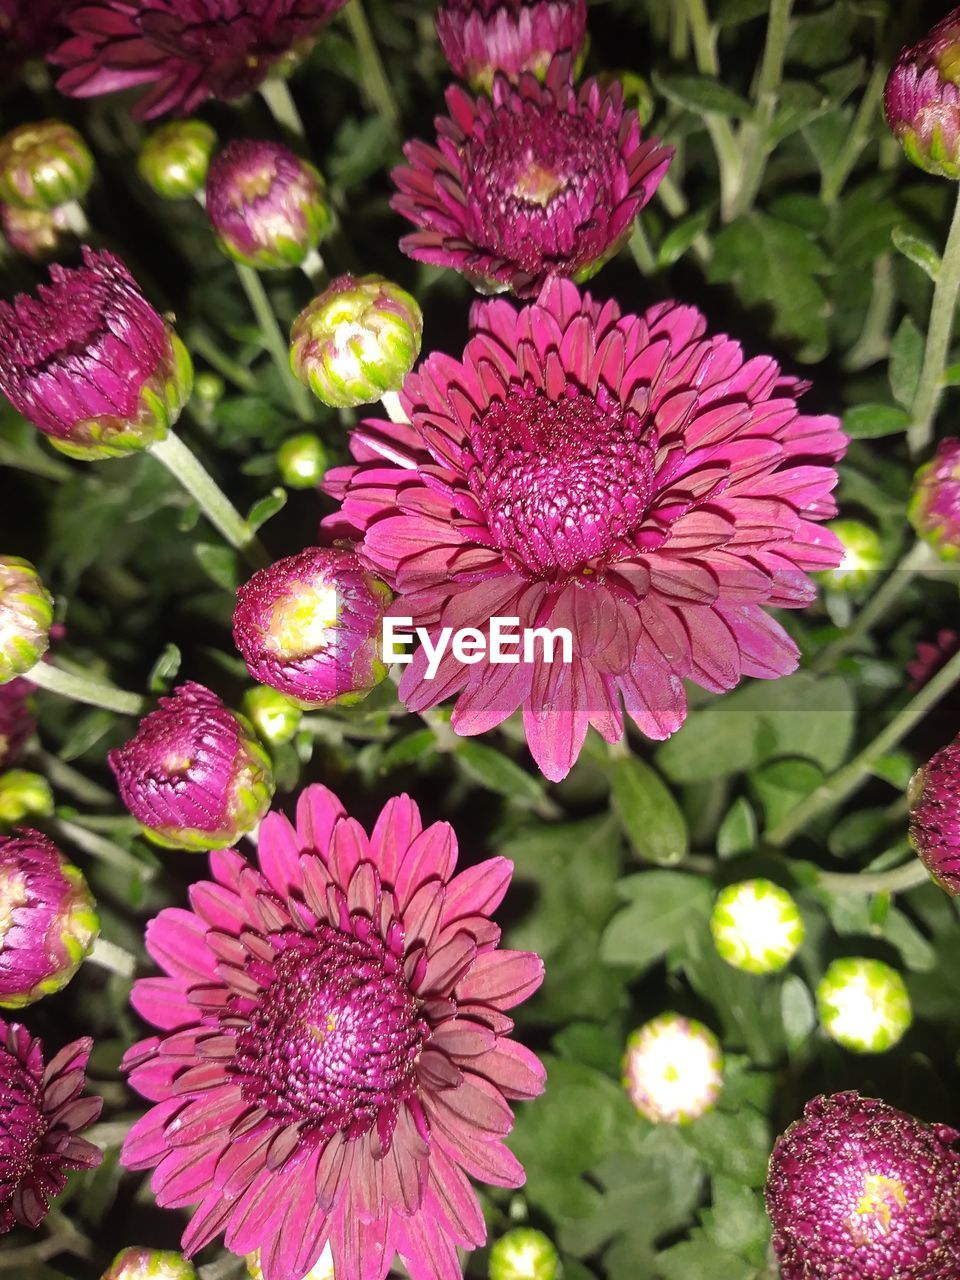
435,0,589,91
909,733,960,894
0,1020,102,1233
0,679,34,770
885,7,960,179
391,61,673,297
55,0,350,119
323,280,847,781
121,784,545,1280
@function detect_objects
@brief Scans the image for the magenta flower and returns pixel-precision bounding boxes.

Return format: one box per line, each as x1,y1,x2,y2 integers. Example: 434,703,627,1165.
0,679,35,770
885,8,960,178
766,1092,960,1279
205,141,332,271
323,280,846,781
0,1020,102,1234
435,0,588,90
55,0,350,119
0,0,66,81
121,784,545,1280
0,830,100,1009
391,60,673,297
907,629,959,689
233,548,392,708
910,437,960,558
0,247,193,461
909,733,960,894
108,682,275,852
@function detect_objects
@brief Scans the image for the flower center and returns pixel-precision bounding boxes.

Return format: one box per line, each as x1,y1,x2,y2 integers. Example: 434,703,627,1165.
230,929,428,1144
0,1047,44,1205
0,869,28,949
267,580,340,659
847,1173,907,1244
467,384,655,577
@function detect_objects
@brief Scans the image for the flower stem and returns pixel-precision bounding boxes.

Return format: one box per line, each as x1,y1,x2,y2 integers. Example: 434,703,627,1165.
726,0,793,221
59,200,90,238
767,646,960,847
53,818,155,880
259,76,307,141
909,182,960,456
234,263,317,422
27,662,145,716
818,857,931,896
188,328,258,393
380,390,408,423
813,541,936,673
685,0,718,74
343,0,400,133
300,247,328,288
89,936,137,979
821,62,885,204
151,429,269,567
629,221,657,275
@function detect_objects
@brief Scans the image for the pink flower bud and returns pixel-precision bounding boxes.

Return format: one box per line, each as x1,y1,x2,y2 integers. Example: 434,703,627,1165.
909,733,960,894
910,437,960,558
885,9,960,179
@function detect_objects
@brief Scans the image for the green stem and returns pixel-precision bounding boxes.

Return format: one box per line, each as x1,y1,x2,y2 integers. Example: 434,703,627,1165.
344,0,400,132
726,0,793,221
657,175,713,264
842,254,896,371
259,76,306,140
89,936,137,979
234,263,317,422
188,328,258,394
151,429,269,566
821,62,885,204
30,750,114,806
628,221,657,275
53,818,154,879
767,647,960,847
813,541,935,673
818,857,931,896
685,0,718,74
28,662,145,716
909,182,960,456
670,3,690,60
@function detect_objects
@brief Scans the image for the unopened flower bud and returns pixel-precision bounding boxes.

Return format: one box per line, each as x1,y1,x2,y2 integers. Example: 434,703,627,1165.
710,879,805,975
0,202,69,259
623,1013,723,1124
102,1247,199,1280
233,548,391,708
820,519,885,592
885,9,960,179
243,686,302,747
909,733,960,893
246,1245,333,1280
910,437,960,559
138,121,217,200
816,957,912,1054
291,274,423,409
0,558,53,683
0,248,193,461
0,771,53,825
193,372,225,408
206,140,332,270
489,1228,560,1280
0,830,99,1008
277,432,328,488
0,121,93,211
0,680,35,770
108,682,275,852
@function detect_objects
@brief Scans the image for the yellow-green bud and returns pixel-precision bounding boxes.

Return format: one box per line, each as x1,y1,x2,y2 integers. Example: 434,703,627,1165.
138,121,217,200
0,557,53,683
0,770,53,824
278,432,329,489
0,121,94,211
816,957,912,1054
710,879,805,975
489,1228,561,1280
243,686,303,746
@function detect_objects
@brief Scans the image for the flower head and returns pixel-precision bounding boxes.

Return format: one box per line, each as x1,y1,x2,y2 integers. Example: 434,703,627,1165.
0,247,193,461
139,120,217,199
233,549,392,709
909,733,960,893
0,831,98,1007
816,958,912,1054
0,1020,102,1233
766,1092,960,1280
0,771,53,825
323,279,846,781
907,629,959,689
885,8,960,179
0,679,35,770
0,203,69,259
108,682,275,852
910,437,960,558
623,1013,723,1125
435,0,588,91
247,1247,333,1280
489,1228,560,1280
121,783,545,1280
206,140,331,270
391,62,673,297
820,518,885,592
710,879,804,975
243,687,303,747
290,275,423,409
278,433,328,489
55,0,350,119
0,558,53,684
102,1247,199,1280
0,121,93,211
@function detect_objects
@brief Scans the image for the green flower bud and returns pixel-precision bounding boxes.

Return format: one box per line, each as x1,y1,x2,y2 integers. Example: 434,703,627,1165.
246,1245,334,1279
0,770,54,825
193,372,225,407
623,1012,723,1124
101,1246,199,1280
816,957,912,1054
710,879,805,975
277,432,329,489
291,274,423,409
0,557,53,684
0,121,94,211
820,520,885,593
138,121,217,200
243,686,303,746
489,1228,561,1280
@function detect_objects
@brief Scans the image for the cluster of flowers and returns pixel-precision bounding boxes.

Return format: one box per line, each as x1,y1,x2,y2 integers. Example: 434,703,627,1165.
0,1,957,1279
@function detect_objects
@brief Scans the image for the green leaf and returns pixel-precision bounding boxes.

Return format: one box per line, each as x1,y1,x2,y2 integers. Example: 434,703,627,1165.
657,1239,755,1280
147,643,182,694
891,226,941,281
652,71,753,119
600,872,712,969
889,316,925,408
715,0,770,24
380,729,437,770
843,404,911,439
657,211,711,267
609,755,689,865
717,798,758,858
247,487,287,532
780,974,817,1050
455,741,552,812
750,758,825,829
194,542,240,592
